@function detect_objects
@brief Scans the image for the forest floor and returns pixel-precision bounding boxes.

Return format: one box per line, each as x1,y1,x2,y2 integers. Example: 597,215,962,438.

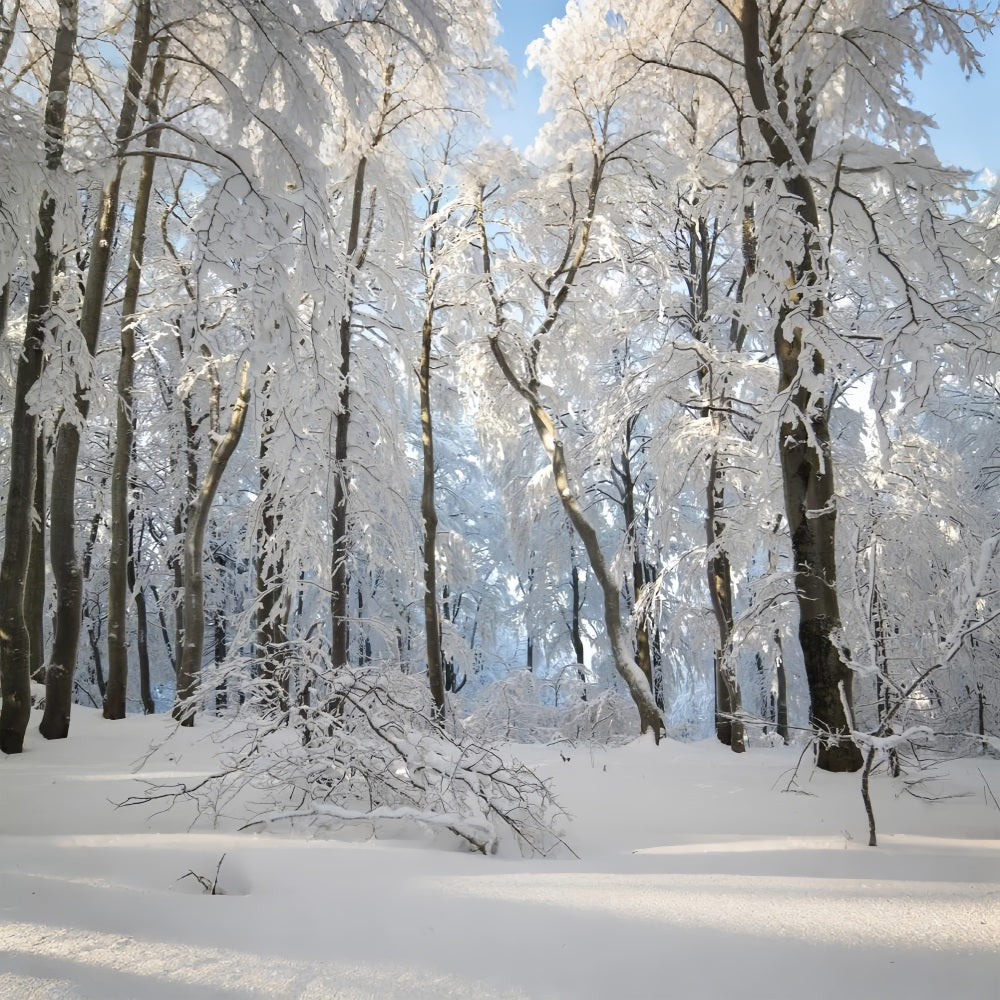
1,706,998,999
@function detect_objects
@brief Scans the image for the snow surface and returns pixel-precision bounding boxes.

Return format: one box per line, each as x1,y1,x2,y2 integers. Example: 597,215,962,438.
1,708,998,999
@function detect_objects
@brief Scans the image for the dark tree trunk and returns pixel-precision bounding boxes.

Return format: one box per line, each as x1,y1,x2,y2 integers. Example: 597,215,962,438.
738,1,860,771
331,155,372,671
1,0,78,754
419,291,446,721
619,424,655,694
26,434,47,683
257,382,290,715
214,610,227,713
775,629,789,744
104,14,159,722
128,515,155,715
569,546,587,700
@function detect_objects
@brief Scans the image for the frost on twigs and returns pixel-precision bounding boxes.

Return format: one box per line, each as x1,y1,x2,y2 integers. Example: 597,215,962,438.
462,669,638,746
129,665,570,858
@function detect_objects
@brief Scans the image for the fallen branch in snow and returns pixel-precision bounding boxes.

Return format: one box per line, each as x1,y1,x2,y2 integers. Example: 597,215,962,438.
124,663,572,858
178,854,228,895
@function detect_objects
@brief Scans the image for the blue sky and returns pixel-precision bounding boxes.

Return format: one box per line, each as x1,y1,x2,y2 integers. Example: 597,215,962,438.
491,3,1000,175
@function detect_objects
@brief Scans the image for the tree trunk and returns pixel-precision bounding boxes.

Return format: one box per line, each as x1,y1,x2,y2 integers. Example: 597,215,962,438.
569,544,587,697
685,210,745,753
619,425,654,693
39,0,152,736
331,155,373,670
706,450,746,752
104,14,159,721
419,285,446,721
257,380,290,715
26,434,47,683
476,173,662,739
173,363,251,725
129,515,155,715
1,0,77,754
214,610,227,713
738,1,860,771
775,628,789,743
490,338,663,738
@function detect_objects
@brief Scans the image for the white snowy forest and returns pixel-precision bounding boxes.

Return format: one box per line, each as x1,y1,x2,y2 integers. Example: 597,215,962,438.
1,2,999,997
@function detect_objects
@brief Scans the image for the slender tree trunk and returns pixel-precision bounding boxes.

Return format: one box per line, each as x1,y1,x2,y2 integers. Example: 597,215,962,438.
477,177,662,739
103,18,159,720
491,338,663,737
706,450,745,752
174,391,198,678
331,155,373,670
257,380,290,714
775,628,789,743
79,502,105,699
418,282,446,721
129,514,155,715
40,0,152,736
173,363,251,725
569,543,587,698
1,0,77,754
686,211,745,752
149,583,175,676
26,434,47,683
619,426,654,692
416,177,447,717
214,610,228,713
738,1,860,771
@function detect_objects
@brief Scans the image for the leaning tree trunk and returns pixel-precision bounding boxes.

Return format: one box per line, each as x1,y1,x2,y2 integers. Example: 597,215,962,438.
173,363,251,726
490,337,664,739
476,170,663,739
1,0,77,755
738,0,860,771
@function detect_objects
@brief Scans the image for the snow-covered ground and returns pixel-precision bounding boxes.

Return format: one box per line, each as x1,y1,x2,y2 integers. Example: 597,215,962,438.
1,707,997,999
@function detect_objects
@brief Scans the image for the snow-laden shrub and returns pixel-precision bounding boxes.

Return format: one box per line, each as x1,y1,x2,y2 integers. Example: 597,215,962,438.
130,664,569,857
461,669,638,745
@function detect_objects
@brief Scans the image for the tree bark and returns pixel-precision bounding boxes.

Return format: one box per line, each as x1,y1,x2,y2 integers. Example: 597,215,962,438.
476,170,663,739
331,154,373,670
130,515,155,715
26,434,47,683
419,285,446,721
173,363,251,725
104,21,160,720
490,337,664,738
1,0,77,754
618,421,655,694
706,449,745,752
40,0,152,736
257,377,290,714
685,210,745,752
737,0,860,771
